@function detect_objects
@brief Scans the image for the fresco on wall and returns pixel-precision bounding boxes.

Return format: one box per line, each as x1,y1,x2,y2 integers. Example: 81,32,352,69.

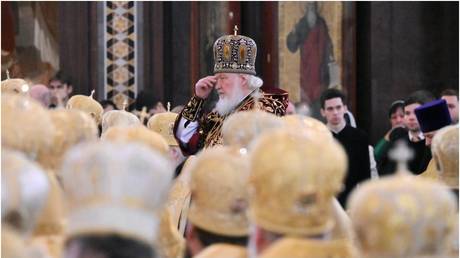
1,2,58,84
279,1,343,118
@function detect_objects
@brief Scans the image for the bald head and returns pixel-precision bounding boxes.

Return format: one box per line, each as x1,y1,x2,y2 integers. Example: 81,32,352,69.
29,84,51,107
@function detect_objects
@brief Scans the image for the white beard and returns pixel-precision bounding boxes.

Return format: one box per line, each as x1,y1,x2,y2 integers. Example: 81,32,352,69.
215,86,247,116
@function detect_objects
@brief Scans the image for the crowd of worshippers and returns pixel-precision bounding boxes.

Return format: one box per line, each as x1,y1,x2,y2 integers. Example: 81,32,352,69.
2,30,459,258
4,70,181,124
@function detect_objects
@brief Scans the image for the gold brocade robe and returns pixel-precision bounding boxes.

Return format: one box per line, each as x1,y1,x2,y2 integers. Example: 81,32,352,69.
175,90,288,155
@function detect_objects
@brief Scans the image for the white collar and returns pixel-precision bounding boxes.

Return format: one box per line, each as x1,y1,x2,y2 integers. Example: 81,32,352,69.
328,121,346,134
408,131,425,142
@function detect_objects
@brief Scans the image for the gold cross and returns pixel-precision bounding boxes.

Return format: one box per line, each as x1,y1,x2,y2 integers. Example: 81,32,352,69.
138,106,149,124
389,140,414,173
234,25,238,36
122,98,128,111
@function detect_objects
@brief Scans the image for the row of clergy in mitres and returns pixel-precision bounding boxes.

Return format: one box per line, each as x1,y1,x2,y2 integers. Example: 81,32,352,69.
2,88,458,258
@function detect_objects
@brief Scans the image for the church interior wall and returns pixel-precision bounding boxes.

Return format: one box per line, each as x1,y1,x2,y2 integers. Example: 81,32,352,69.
2,1,458,143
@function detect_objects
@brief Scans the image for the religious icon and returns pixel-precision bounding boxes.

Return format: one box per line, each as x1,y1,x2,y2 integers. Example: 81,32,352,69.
279,1,343,118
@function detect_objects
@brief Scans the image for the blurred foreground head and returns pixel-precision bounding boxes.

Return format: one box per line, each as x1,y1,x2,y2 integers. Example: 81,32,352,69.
61,141,174,257
2,150,49,237
348,141,457,258
2,93,55,159
248,128,347,236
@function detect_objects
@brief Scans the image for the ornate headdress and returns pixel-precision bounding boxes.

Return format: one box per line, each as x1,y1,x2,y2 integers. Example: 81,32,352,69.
187,146,250,236
347,141,458,257
282,115,333,141
66,90,104,126
60,142,174,245
1,79,29,94
101,110,141,134
2,93,55,159
222,110,284,149
147,103,179,147
101,126,170,157
1,71,29,94
248,128,347,236
213,26,257,75
37,109,98,171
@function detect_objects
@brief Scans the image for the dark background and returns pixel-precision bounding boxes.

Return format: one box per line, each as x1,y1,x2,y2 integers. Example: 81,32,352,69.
52,2,460,144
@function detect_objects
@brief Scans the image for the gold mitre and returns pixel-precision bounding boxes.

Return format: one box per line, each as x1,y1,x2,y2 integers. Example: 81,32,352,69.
101,109,141,134
2,149,50,236
147,111,179,147
431,124,459,189
348,174,457,257
213,25,257,75
102,125,170,157
188,146,250,237
66,91,104,125
282,115,332,140
260,237,360,258
2,93,55,159
348,141,458,257
37,109,98,171
222,110,284,149
248,128,347,236
60,141,174,245
1,77,30,95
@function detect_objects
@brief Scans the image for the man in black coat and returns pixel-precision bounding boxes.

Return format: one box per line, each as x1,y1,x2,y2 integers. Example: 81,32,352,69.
320,89,371,207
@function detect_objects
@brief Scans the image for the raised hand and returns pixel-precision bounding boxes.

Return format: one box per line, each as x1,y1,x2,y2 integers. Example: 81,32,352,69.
195,75,217,99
